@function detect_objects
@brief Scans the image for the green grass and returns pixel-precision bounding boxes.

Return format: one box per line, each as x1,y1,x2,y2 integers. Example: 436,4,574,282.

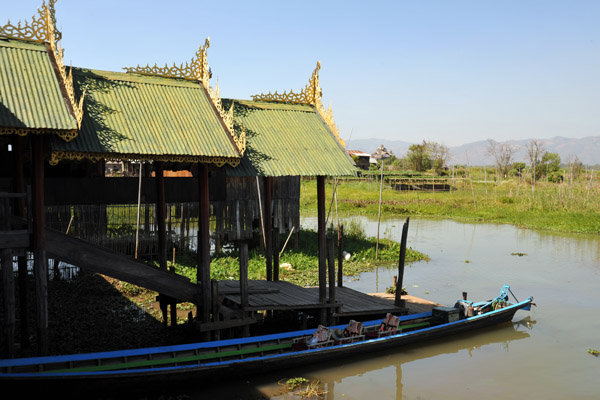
165,228,429,287
300,176,600,234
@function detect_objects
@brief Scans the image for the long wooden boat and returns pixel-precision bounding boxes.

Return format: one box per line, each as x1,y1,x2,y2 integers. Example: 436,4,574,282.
0,285,533,393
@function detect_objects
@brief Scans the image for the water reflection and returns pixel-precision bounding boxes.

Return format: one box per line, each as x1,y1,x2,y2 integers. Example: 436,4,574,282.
257,318,533,400
294,217,600,399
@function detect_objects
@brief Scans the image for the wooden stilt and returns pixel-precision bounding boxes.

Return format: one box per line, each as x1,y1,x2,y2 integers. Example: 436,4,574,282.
273,227,279,281
1,194,15,357
14,136,29,349
327,237,336,325
317,176,327,325
264,177,272,281
239,241,249,337
155,162,170,325
31,135,48,355
198,164,211,338
337,224,344,287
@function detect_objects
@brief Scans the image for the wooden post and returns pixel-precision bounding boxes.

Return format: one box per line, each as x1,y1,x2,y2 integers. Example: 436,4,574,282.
395,217,410,308
264,177,273,281
1,195,15,357
155,162,171,326
198,164,211,333
239,241,249,337
273,227,280,281
317,176,327,324
31,135,48,355
327,237,336,325
211,280,220,340
337,224,343,287
14,136,29,349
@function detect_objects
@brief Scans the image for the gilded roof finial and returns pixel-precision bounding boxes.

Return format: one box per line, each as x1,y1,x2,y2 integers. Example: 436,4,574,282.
251,61,345,147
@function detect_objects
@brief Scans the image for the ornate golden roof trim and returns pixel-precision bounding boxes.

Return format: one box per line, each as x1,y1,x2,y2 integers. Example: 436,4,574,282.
0,0,61,43
251,62,345,148
123,38,246,156
49,150,240,168
0,0,84,131
123,38,211,83
0,126,78,142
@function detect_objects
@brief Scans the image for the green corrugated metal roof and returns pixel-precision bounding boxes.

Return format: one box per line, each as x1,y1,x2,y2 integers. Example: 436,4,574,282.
49,67,241,164
0,38,77,132
224,99,358,177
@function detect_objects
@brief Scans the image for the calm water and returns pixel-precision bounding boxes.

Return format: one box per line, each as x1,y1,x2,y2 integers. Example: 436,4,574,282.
188,217,600,399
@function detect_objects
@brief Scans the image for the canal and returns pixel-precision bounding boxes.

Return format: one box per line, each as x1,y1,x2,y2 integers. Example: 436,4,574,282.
158,217,600,399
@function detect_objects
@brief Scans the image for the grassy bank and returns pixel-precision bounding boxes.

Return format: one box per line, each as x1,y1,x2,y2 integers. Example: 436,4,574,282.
169,226,429,288
300,176,600,234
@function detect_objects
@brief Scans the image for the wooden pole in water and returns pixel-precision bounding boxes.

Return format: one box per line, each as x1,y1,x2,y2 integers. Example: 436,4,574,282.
395,217,410,308
317,176,327,325
376,159,385,260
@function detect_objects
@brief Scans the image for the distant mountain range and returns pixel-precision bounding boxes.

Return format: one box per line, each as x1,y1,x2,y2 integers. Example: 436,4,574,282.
348,136,600,166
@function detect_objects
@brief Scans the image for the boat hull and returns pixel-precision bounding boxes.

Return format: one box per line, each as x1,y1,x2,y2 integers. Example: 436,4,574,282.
0,297,532,394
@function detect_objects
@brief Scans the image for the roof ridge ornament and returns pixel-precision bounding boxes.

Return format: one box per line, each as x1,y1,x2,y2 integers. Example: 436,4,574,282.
123,38,211,83
123,38,245,156
1,0,84,137
251,61,345,148
0,0,61,43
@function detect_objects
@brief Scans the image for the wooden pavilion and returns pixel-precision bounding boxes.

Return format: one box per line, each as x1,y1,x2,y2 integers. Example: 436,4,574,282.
1,1,408,358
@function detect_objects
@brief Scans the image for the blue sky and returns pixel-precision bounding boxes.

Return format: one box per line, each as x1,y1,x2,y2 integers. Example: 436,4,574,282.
3,0,600,147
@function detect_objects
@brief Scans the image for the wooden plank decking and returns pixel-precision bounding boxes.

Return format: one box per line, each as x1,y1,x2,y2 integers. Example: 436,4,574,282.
218,280,416,318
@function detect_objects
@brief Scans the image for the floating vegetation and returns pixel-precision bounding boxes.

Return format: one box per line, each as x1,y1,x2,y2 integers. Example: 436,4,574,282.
279,377,327,399
464,260,471,263
511,252,528,256
589,349,599,357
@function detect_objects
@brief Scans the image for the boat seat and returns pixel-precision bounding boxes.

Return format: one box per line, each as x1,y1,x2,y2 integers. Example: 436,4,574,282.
293,325,334,349
376,313,401,337
333,320,365,344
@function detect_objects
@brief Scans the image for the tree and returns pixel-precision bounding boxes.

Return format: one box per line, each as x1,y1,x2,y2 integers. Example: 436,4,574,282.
565,155,584,184
539,152,561,181
526,139,544,196
405,142,432,172
510,162,526,177
425,141,450,175
487,139,517,179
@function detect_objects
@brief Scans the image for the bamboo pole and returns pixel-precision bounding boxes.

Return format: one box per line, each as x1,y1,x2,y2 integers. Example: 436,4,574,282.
375,158,385,260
